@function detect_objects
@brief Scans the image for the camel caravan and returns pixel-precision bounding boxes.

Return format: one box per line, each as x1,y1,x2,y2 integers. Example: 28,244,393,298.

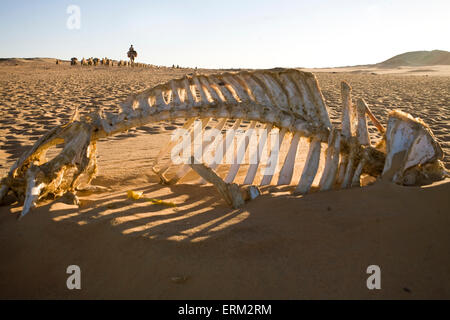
67,45,150,68
69,57,150,68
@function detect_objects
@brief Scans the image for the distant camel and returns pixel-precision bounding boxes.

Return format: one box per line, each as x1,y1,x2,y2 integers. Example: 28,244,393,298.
70,57,78,65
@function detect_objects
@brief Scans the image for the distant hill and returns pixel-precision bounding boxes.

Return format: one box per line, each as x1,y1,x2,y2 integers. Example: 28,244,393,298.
0,58,58,66
376,50,450,68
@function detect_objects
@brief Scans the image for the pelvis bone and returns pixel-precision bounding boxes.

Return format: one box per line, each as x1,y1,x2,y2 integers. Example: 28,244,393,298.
0,68,446,219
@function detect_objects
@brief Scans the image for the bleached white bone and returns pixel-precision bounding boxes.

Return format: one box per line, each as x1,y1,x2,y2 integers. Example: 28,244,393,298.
84,70,330,143
208,75,238,105
224,121,257,183
193,76,209,103
169,118,228,184
336,153,348,185
243,123,273,185
340,81,355,139
260,127,288,185
277,132,301,185
278,72,309,122
382,110,443,182
196,119,243,184
319,129,341,191
304,75,332,130
253,73,290,114
182,77,196,105
239,73,273,108
295,136,322,194
382,115,418,180
209,119,243,170
403,130,441,171
156,118,210,183
224,75,252,102
364,101,385,134
356,98,371,146
153,118,195,169
341,147,356,189
20,167,45,219
338,82,361,189
188,157,245,209
169,80,183,106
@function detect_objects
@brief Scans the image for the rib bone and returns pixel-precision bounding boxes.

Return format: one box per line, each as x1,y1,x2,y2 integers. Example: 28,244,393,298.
277,132,301,185
224,121,257,183
243,123,273,185
356,98,371,146
153,118,195,170
197,119,243,185
169,118,227,184
295,137,322,194
155,118,210,184
319,129,341,191
260,128,288,186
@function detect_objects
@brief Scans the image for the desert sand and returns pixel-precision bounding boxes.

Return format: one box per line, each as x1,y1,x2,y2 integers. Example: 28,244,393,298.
0,59,449,299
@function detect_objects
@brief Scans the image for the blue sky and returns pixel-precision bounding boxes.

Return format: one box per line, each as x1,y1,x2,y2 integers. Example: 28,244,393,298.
1,0,449,68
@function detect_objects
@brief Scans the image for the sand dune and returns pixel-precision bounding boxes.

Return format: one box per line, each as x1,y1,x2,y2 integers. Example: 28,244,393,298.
0,57,59,66
376,50,450,68
0,61,449,299
305,50,450,76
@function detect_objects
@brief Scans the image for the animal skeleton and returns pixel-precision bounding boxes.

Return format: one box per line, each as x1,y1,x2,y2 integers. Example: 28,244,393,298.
0,68,446,219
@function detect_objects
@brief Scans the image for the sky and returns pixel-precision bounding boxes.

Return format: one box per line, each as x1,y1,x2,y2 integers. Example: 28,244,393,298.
0,0,449,68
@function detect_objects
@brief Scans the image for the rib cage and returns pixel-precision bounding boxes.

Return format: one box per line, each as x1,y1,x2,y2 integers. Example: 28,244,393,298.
0,68,446,218
97,69,341,191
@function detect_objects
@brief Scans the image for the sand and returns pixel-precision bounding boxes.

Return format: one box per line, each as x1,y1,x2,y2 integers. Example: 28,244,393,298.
0,59,449,299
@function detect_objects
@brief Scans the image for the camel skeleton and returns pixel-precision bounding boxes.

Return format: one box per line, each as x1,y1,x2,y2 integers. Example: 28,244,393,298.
0,68,446,219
